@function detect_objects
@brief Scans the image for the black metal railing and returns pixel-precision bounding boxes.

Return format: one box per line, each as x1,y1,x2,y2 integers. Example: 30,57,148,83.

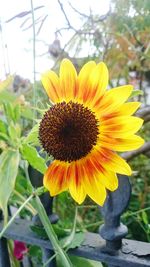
0,173,150,267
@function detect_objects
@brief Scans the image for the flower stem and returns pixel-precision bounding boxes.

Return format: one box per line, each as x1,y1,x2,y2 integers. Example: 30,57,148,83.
33,195,73,267
30,0,37,124
0,194,33,238
42,252,58,267
63,206,77,250
13,190,36,215
8,240,20,267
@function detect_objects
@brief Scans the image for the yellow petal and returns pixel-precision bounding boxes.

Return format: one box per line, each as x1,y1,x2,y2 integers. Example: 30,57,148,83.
99,134,144,151
83,156,118,193
86,62,108,105
85,154,119,190
95,148,132,175
94,85,133,115
68,163,86,204
83,168,107,206
98,171,118,191
100,102,141,120
100,116,143,137
78,61,96,102
41,71,60,103
118,102,141,116
44,161,68,196
59,59,77,101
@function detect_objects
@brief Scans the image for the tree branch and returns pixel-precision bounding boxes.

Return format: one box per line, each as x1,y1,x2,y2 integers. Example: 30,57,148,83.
137,106,150,117
57,0,75,30
68,1,111,22
121,142,150,161
136,106,150,121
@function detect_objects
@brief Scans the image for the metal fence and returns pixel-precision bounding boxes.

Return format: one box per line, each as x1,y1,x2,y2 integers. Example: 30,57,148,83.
0,174,150,267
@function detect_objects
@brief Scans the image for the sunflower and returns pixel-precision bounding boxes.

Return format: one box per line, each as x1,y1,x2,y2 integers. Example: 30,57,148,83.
39,59,144,206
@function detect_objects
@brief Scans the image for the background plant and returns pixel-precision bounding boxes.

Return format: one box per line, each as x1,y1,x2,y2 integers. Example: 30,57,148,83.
0,0,150,265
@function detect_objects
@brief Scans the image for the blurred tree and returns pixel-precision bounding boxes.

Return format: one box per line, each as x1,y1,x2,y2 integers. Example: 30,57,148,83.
2,0,150,245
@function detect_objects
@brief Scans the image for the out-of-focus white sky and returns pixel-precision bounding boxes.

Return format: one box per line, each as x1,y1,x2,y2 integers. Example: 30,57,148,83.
0,0,110,80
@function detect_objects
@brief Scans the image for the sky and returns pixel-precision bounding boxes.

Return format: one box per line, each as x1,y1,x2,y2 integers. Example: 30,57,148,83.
0,0,110,81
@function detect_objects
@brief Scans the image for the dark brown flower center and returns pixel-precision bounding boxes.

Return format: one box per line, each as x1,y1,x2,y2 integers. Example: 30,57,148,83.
39,101,99,162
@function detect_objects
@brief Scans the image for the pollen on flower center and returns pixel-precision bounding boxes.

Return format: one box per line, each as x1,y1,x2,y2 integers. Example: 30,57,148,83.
39,101,99,162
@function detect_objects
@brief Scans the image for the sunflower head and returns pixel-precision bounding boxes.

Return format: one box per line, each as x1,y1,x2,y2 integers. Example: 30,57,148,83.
39,59,144,206
39,101,99,162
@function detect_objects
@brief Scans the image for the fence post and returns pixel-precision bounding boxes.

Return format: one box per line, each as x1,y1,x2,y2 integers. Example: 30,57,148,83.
28,166,58,267
99,175,131,266
0,210,11,267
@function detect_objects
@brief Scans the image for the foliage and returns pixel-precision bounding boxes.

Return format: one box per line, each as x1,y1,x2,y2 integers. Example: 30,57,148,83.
50,0,150,246
58,255,103,267
0,0,150,266
0,149,19,223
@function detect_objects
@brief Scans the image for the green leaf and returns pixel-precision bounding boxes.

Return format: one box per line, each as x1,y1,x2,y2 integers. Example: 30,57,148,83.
0,76,13,92
30,224,70,240
24,123,40,146
141,211,149,225
53,224,70,238
15,172,28,195
0,90,16,104
0,120,7,134
21,106,34,120
15,124,21,138
70,256,103,267
7,123,21,147
28,245,42,265
3,102,15,123
0,149,19,220
58,255,103,267
30,225,48,239
21,144,47,174
129,90,143,99
60,233,85,250
0,132,9,142
8,122,18,141
14,104,21,122
67,233,85,249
